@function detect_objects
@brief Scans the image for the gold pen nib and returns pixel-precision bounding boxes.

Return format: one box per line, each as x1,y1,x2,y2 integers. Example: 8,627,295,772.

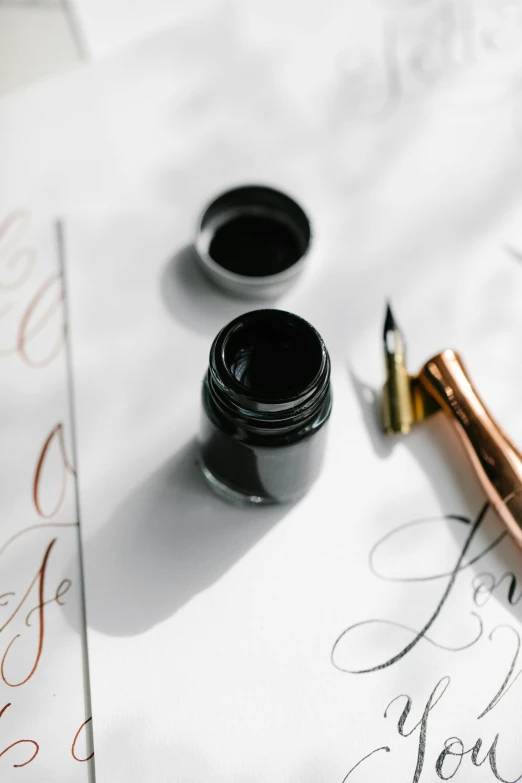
382,303,440,434
382,303,415,434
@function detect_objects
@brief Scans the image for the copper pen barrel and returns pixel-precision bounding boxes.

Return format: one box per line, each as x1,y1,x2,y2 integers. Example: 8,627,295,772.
419,349,522,549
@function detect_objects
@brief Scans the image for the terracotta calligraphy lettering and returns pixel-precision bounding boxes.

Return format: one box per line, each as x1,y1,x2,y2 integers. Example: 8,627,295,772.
33,423,75,518
71,717,94,762
0,703,39,768
0,539,56,687
0,209,35,291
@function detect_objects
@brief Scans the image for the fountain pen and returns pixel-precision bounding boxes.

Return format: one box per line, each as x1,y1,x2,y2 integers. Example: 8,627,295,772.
382,303,522,550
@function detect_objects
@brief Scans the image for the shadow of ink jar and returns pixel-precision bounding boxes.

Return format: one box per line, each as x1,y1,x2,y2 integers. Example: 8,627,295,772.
199,309,332,504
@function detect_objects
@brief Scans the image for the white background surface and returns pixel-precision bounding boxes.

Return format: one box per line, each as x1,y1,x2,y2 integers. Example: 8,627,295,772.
2,0,522,779
0,0,81,97
70,0,350,60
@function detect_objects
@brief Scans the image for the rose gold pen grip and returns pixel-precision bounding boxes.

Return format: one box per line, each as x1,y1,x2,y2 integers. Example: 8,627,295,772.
419,349,522,550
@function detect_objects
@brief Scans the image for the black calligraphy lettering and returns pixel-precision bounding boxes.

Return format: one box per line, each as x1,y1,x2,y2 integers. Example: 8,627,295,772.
385,677,450,783
436,737,465,780
438,734,522,783
478,626,522,719
342,745,390,781
333,505,488,674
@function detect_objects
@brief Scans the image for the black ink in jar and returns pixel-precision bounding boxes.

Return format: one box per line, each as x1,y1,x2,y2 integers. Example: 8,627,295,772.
199,309,332,504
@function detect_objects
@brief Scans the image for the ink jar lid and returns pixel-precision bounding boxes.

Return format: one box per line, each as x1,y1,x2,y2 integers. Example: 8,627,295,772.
194,185,312,299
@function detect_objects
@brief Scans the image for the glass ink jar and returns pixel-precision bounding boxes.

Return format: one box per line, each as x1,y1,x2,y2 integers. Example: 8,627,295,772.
199,309,332,504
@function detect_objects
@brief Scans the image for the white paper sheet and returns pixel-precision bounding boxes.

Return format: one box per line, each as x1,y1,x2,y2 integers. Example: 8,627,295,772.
61,3,522,776
65,203,522,781
0,214,92,780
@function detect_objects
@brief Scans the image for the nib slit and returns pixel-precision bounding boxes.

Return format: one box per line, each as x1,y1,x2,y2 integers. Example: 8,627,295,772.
383,301,398,340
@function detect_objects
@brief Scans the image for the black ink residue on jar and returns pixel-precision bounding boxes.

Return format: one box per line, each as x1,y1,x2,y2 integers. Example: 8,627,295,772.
208,214,303,277
199,309,332,505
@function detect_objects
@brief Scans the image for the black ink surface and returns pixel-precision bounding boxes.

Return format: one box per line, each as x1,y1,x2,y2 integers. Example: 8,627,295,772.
209,215,302,277
224,312,322,398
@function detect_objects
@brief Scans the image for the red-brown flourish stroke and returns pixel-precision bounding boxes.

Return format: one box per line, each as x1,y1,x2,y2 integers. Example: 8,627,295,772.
0,274,65,364
0,522,77,561
33,423,76,518
0,704,39,767
71,717,94,762
0,739,39,768
17,273,65,368
1,539,56,687
25,579,71,627
0,209,35,291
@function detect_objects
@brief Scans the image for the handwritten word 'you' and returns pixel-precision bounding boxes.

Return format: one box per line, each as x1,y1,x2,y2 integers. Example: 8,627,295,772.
335,504,522,782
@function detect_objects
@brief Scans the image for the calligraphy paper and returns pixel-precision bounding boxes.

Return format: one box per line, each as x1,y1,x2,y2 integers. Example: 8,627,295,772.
0,214,92,779
0,22,132,778
65,196,522,781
